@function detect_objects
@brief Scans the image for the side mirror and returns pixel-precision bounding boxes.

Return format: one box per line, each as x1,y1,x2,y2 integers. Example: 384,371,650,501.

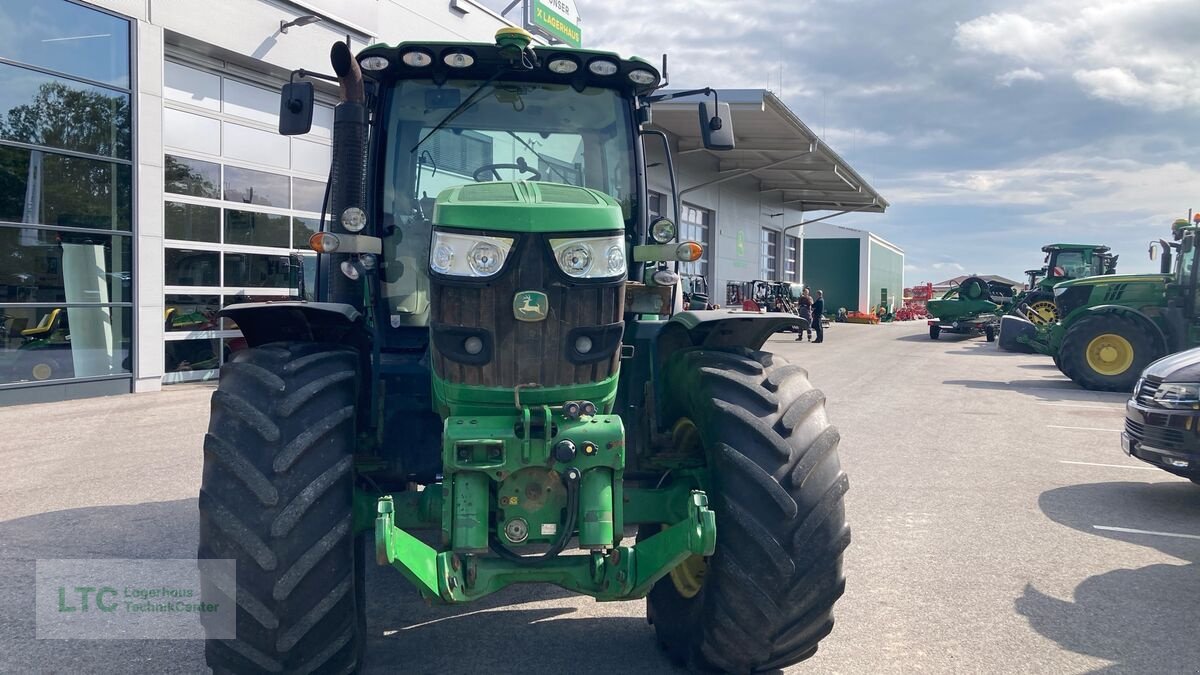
279,81,314,136
1149,243,1158,262
698,101,735,151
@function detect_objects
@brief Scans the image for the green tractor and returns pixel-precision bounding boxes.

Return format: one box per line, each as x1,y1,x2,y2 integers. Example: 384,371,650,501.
1011,243,1116,324
197,30,853,673
1000,217,1199,391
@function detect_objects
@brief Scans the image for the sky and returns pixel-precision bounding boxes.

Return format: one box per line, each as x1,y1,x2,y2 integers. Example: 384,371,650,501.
481,0,1200,284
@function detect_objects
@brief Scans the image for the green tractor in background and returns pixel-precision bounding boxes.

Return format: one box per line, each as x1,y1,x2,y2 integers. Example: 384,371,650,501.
1013,243,1116,324
196,30,854,674
1000,216,1199,391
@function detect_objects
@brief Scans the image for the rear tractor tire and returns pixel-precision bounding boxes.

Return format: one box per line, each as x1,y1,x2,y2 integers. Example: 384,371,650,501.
198,341,364,674
1058,314,1158,392
644,348,850,673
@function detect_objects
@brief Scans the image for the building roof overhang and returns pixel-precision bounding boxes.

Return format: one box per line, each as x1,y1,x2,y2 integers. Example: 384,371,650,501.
650,89,888,214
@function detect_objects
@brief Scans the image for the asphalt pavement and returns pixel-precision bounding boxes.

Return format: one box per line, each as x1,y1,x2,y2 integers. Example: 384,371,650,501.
1,321,1197,673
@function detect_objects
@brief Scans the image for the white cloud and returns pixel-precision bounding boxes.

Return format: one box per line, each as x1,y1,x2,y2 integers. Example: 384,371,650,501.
579,0,823,91
820,127,893,148
879,141,1200,233
955,13,1067,63
930,262,965,272
954,1,1200,111
996,67,1045,86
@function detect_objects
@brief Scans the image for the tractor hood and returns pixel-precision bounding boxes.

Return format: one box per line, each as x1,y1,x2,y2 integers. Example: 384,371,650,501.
1140,346,1200,382
1053,273,1171,290
433,181,624,233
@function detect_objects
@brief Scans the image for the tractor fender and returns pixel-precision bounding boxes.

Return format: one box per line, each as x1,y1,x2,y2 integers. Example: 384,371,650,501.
219,301,364,348
667,309,805,350
1072,304,1168,354
656,309,803,364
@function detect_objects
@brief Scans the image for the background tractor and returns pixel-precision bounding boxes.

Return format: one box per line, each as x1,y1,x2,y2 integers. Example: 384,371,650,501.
196,31,853,674
1012,243,1116,324
1000,216,1199,391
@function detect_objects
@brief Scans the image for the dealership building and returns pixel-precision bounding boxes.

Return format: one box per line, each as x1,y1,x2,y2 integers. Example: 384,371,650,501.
0,0,888,404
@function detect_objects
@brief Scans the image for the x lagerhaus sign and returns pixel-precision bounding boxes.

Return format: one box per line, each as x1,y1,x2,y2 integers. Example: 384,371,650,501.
526,0,582,48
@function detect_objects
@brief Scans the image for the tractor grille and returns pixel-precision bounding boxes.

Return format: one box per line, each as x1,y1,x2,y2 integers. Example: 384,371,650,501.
430,232,624,388
1054,285,1092,319
1125,417,1185,451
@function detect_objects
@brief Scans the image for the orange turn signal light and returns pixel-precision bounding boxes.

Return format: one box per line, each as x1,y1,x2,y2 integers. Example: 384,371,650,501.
309,232,340,253
676,241,703,262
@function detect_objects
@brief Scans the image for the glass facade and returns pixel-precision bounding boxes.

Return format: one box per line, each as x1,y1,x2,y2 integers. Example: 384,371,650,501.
680,204,710,279
761,228,778,280
784,234,799,281
162,60,330,383
0,0,132,388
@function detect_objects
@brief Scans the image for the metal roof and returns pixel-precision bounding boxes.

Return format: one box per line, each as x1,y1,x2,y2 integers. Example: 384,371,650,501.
650,89,888,214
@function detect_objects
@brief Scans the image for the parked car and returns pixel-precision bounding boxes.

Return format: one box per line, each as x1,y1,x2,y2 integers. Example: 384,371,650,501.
1123,347,1200,483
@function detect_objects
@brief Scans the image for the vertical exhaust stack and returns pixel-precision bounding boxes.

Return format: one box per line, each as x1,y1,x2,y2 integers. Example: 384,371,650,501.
326,41,369,307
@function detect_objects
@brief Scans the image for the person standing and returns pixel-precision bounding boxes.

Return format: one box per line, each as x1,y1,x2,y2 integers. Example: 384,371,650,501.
812,290,825,343
795,288,813,341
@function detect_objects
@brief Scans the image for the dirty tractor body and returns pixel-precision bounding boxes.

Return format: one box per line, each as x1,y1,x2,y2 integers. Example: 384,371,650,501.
1000,219,1200,391
197,32,851,674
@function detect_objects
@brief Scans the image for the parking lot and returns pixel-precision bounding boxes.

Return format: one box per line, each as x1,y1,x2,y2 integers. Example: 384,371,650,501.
1,321,1198,673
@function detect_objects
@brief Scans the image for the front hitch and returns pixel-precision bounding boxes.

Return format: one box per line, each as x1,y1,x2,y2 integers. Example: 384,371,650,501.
374,490,715,602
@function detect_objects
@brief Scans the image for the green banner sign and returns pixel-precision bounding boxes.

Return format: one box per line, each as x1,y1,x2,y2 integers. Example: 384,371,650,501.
528,0,582,48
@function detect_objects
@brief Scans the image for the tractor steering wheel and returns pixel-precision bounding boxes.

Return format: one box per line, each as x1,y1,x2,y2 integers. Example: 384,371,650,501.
473,157,542,182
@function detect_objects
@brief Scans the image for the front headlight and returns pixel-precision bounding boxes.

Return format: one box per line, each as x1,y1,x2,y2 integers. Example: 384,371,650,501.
1152,382,1200,409
430,231,514,278
550,234,626,279
1053,285,1068,297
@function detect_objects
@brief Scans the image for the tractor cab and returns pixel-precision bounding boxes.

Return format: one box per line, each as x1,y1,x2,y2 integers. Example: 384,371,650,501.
1025,268,1045,290
1041,243,1115,283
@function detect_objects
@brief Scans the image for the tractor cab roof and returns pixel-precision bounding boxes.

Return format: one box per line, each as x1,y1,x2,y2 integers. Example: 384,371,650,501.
1041,243,1110,254
355,29,661,97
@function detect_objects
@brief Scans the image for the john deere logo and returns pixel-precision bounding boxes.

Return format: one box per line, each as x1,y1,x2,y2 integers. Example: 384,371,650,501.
513,291,549,322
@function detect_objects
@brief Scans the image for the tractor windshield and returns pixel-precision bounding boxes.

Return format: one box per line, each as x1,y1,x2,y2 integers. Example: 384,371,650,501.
1048,250,1091,278
378,79,636,322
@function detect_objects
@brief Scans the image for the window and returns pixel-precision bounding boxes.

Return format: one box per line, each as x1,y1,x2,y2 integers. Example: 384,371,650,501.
426,130,494,178
680,204,710,279
0,0,131,88
648,192,665,219
161,59,331,383
0,0,132,388
762,228,778,280
784,235,799,281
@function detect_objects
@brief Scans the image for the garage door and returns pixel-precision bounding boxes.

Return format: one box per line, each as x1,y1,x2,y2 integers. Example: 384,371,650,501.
161,58,332,383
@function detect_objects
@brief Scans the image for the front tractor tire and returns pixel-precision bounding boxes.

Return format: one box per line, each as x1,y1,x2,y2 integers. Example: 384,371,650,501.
198,342,363,674
645,348,850,673
1058,314,1158,392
